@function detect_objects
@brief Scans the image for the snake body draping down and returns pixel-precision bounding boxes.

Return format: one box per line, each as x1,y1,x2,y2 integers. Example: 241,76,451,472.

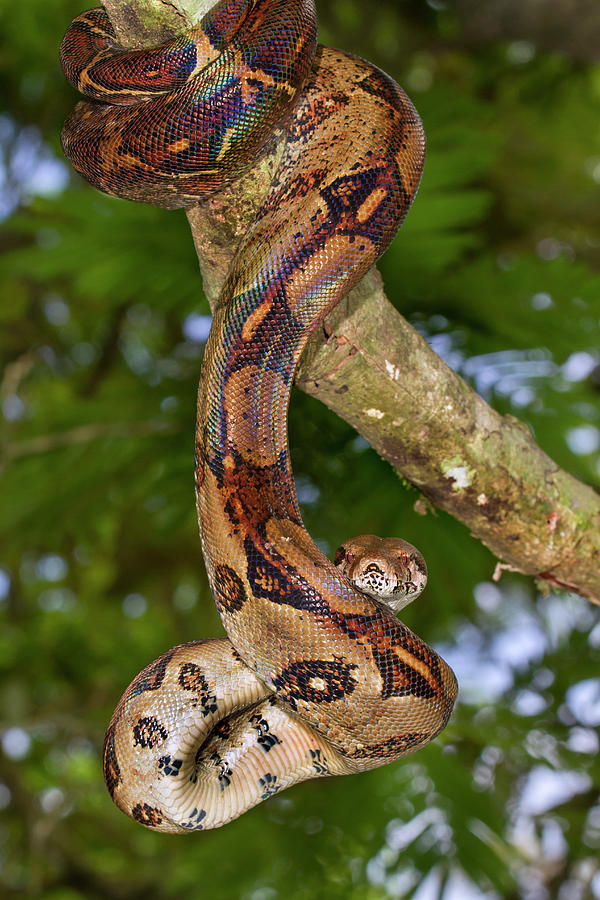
60,0,458,831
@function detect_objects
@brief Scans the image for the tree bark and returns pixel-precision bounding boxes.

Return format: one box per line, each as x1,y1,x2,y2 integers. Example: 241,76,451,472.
101,0,600,604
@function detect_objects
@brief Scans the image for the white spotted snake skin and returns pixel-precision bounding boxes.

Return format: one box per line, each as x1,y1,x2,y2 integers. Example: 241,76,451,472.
60,0,458,831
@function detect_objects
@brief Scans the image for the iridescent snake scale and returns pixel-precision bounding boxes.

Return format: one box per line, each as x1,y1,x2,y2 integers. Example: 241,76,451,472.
60,0,457,831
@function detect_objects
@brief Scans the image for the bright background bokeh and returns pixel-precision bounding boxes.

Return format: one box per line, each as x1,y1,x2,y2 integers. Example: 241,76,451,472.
0,1,599,897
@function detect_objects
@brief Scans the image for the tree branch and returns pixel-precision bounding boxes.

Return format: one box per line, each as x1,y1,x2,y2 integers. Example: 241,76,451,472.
100,0,600,604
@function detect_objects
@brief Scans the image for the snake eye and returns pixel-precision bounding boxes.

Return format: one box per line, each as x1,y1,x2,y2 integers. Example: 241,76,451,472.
400,554,410,567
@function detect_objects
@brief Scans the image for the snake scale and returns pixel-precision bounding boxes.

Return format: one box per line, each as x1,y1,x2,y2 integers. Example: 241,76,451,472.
60,0,458,831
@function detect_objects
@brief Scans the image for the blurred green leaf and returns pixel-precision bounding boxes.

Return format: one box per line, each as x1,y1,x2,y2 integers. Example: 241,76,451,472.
1,1,599,898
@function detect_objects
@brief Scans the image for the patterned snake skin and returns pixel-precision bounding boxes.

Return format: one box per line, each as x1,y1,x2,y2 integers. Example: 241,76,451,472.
60,0,458,832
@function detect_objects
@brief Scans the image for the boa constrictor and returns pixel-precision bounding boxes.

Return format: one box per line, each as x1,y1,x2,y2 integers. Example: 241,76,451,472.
60,0,458,832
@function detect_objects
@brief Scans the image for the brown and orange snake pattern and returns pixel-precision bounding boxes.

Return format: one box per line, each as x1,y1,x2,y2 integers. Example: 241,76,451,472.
60,0,458,831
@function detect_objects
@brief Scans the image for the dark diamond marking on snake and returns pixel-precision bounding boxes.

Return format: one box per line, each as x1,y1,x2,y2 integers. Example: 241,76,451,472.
373,648,436,701
127,648,176,699
250,713,281,752
178,661,219,715
272,659,358,710
158,755,183,777
309,748,331,775
131,802,164,828
103,723,120,797
244,537,331,615
258,772,279,798
180,807,207,830
133,716,168,749
348,732,428,759
213,563,247,613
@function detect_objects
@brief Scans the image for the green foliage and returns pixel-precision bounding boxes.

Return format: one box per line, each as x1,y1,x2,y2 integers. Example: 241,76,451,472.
1,1,599,899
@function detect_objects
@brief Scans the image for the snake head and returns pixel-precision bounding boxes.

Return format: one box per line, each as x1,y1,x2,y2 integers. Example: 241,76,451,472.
334,534,427,613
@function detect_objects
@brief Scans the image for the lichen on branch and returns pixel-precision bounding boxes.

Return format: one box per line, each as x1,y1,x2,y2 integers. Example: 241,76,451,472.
101,0,600,604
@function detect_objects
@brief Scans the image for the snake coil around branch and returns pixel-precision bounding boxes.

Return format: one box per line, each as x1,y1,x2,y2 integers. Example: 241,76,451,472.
60,0,457,831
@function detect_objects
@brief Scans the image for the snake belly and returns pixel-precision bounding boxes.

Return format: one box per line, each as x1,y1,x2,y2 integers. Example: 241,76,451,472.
60,0,458,832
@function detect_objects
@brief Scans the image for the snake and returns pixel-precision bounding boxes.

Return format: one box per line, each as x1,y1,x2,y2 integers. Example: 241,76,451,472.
60,0,458,832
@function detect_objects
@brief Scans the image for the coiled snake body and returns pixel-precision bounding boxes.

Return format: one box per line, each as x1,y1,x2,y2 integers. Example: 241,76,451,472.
61,0,457,831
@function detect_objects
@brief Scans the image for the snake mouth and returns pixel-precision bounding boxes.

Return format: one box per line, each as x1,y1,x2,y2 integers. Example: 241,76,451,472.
356,565,398,598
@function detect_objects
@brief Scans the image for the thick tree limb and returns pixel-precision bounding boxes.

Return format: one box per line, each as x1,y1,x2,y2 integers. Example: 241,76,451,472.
296,271,600,603
102,0,600,604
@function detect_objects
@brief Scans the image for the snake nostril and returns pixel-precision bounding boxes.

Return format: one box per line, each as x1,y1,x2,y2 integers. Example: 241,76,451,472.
364,563,382,574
